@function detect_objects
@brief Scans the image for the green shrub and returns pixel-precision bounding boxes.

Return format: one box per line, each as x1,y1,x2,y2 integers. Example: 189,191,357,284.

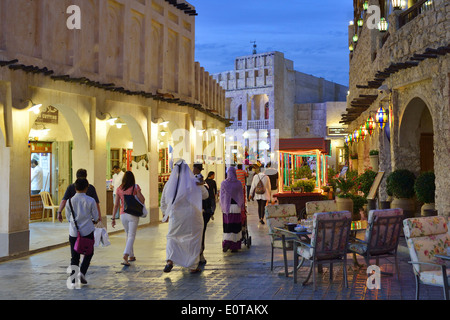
414,171,435,203
386,169,416,199
291,179,316,192
357,169,377,198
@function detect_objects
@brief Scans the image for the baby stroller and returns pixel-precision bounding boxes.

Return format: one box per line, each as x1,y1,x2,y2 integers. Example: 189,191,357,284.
241,191,252,249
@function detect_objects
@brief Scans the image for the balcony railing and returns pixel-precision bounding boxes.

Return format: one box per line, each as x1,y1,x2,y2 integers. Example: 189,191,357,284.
227,120,270,130
399,0,434,28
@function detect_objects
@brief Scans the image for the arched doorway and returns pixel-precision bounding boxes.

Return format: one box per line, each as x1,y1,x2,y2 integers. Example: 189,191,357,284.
28,103,90,250
398,97,434,174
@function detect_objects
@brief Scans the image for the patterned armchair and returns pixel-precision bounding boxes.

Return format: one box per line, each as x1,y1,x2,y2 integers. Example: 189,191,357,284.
305,200,337,219
265,204,298,271
348,208,403,279
293,211,352,291
403,216,450,300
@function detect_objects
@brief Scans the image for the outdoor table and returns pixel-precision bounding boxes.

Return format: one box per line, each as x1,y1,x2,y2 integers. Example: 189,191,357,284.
274,220,368,277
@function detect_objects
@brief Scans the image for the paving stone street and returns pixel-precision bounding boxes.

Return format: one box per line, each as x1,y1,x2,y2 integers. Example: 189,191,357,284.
0,200,447,309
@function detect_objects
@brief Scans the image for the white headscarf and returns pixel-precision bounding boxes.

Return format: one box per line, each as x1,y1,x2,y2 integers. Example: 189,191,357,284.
161,159,201,222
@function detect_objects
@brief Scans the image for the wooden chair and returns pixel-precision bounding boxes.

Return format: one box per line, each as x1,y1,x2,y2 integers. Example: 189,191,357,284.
40,191,59,223
293,211,352,291
403,216,450,300
348,208,404,279
265,204,298,272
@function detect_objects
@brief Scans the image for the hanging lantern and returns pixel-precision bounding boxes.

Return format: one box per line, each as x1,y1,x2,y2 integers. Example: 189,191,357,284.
363,1,369,11
378,18,388,32
357,19,364,27
376,106,388,130
345,135,349,146
353,129,360,142
366,116,375,136
348,134,354,146
349,44,354,52
359,125,366,141
392,0,403,10
353,34,359,42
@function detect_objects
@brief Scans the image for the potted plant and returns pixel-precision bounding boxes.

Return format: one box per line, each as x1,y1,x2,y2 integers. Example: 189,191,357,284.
335,177,355,214
414,171,436,216
356,169,378,212
350,194,367,221
386,169,416,218
291,179,316,193
350,154,359,172
369,150,379,172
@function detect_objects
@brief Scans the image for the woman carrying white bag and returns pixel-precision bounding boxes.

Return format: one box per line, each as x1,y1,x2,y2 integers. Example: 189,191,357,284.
112,171,146,266
94,220,111,248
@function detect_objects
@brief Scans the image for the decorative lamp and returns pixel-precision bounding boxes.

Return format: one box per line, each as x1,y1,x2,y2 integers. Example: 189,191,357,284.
357,19,364,27
29,103,42,115
392,0,403,10
115,119,126,129
353,34,359,42
375,106,388,129
160,130,167,137
378,18,388,32
365,116,375,136
349,44,354,52
359,125,366,141
353,129,360,142
363,1,369,10
345,135,349,146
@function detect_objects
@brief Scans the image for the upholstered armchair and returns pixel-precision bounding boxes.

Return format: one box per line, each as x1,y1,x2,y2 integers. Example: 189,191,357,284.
348,208,403,279
265,204,298,271
305,200,337,219
293,211,352,291
403,216,450,300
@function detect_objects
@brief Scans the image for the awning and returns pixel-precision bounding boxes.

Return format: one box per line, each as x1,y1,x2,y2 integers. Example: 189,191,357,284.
277,137,331,155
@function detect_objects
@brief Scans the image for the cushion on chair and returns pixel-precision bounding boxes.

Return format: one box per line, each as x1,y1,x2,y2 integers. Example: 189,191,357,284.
403,216,450,273
419,269,450,286
348,242,368,255
310,211,351,259
364,208,403,254
305,200,337,218
265,204,298,238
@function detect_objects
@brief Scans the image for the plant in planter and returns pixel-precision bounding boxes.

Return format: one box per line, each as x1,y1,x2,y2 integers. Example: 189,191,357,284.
350,194,367,221
356,169,377,198
291,179,316,193
369,150,379,172
386,169,416,217
414,171,436,216
335,177,356,214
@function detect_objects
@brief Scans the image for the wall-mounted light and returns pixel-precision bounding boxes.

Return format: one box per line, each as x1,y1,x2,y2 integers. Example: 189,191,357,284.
115,119,126,129
378,18,388,32
353,34,359,42
392,0,403,10
376,106,388,129
349,44,354,52
357,19,364,27
28,101,42,114
366,116,376,136
363,1,369,11
100,112,118,125
160,130,167,137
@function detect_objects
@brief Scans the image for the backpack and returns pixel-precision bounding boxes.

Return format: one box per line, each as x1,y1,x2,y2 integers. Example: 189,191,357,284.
254,174,266,195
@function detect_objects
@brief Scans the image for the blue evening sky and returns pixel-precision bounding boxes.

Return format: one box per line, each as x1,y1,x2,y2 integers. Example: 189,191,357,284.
191,1,354,87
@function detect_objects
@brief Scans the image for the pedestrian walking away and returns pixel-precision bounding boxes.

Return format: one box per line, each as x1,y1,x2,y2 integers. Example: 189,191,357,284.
249,164,271,225
194,163,212,265
246,165,255,201
57,169,102,223
220,166,245,252
161,159,204,274
110,165,124,220
65,178,99,285
112,171,146,266
205,171,218,220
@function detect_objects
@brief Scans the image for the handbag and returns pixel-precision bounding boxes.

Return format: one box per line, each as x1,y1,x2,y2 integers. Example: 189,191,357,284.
69,198,95,255
123,185,144,217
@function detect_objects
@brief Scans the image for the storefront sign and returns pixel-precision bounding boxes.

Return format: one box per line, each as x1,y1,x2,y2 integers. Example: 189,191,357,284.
36,106,59,124
327,127,347,136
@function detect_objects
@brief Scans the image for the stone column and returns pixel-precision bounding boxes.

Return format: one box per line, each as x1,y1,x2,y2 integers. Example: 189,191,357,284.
148,103,160,223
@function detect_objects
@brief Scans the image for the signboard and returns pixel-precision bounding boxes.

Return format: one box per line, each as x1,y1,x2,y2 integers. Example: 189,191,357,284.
36,106,59,124
367,172,385,200
327,127,348,136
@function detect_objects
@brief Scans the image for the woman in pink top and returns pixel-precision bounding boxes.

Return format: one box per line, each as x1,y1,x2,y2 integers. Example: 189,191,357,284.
112,171,145,266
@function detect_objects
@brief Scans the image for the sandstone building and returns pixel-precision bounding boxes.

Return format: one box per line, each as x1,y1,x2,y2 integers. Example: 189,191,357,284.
212,51,349,170
0,0,227,258
343,0,450,216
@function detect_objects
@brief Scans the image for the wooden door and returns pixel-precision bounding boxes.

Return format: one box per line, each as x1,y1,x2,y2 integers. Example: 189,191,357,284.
420,133,434,172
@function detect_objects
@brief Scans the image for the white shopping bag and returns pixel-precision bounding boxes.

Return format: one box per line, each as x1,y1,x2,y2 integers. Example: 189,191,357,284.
94,221,111,247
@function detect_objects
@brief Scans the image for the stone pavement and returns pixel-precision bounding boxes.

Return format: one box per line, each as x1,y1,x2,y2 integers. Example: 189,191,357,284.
0,200,447,304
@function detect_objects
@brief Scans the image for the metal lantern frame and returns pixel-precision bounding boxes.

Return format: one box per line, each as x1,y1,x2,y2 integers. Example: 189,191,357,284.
378,17,388,32
366,115,376,136
375,106,388,130
363,1,369,11
392,0,403,10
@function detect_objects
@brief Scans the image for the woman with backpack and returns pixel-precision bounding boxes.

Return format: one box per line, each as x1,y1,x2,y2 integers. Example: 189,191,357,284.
249,164,271,225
